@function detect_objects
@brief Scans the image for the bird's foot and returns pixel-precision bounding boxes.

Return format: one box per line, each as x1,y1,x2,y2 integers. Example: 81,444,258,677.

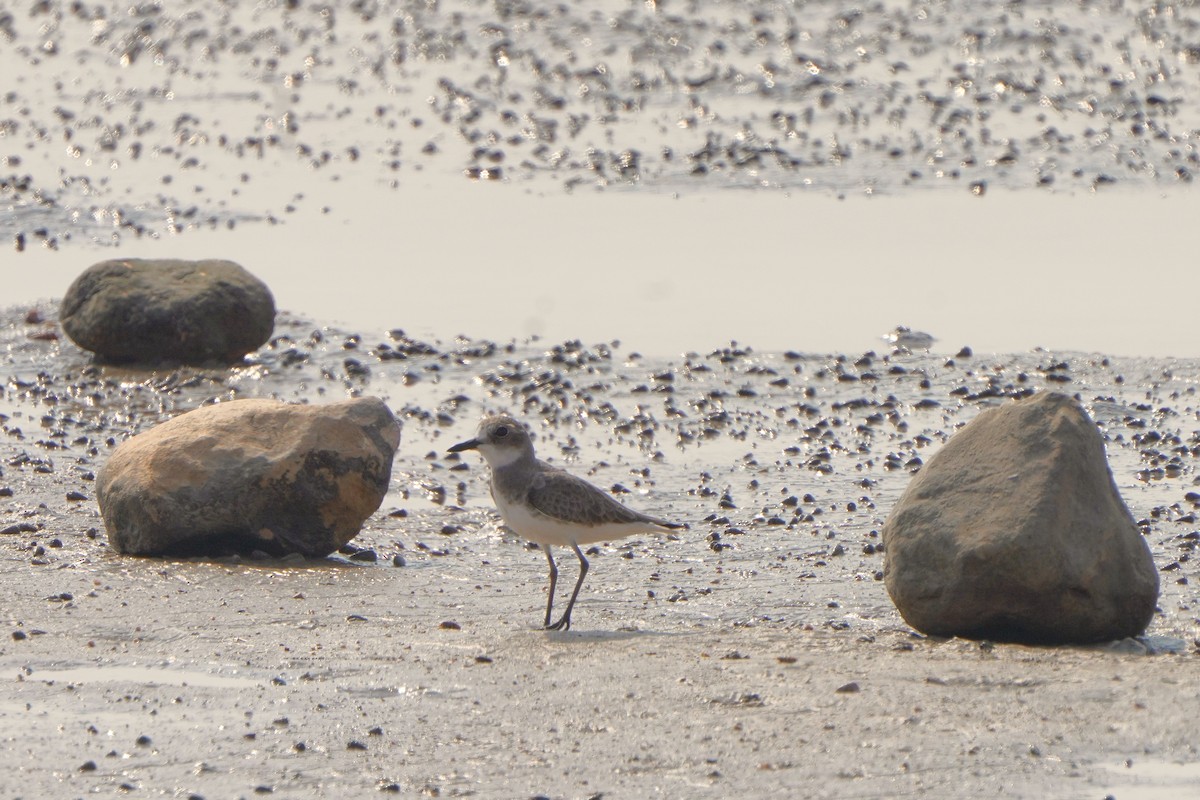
544,615,572,632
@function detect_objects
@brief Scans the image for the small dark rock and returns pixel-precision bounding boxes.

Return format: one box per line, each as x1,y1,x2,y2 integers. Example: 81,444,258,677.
60,258,276,364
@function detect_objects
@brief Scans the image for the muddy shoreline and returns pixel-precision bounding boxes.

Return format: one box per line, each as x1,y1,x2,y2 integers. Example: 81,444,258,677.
4,301,1200,798
4,0,1200,796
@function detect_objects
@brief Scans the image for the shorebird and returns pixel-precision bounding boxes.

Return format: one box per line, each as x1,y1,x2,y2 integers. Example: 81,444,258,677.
882,325,936,351
448,414,682,631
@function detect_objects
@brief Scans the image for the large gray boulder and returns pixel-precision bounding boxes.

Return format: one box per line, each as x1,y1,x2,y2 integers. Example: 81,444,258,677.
882,391,1159,644
61,258,275,364
97,397,401,558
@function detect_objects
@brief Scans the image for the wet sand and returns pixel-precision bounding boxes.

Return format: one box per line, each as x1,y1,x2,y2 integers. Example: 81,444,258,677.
3,1,1200,798
4,308,1200,798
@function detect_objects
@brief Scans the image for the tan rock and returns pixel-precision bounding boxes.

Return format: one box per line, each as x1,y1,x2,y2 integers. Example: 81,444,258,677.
97,397,400,557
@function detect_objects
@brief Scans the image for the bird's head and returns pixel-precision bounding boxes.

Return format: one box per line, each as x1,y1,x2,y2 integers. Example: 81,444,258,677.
448,414,534,468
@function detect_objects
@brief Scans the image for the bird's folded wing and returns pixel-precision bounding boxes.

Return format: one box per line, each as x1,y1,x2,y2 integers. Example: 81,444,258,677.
526,470,652,526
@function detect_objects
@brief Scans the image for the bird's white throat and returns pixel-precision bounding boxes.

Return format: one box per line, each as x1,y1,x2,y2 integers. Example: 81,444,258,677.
478,443,527,469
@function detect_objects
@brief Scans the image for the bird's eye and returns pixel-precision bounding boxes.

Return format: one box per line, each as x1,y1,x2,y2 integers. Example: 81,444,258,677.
494,425,509,437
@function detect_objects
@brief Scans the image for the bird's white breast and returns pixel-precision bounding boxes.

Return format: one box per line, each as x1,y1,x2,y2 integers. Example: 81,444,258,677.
492,488,665,547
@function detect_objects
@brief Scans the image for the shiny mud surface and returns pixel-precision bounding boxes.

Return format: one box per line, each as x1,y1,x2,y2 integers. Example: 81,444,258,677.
4,0,1200,360
3,0,1199,251
3,302,1200,798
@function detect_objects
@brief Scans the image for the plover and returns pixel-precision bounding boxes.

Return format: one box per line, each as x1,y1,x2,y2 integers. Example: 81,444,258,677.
448,414,682,631
882,325,936,351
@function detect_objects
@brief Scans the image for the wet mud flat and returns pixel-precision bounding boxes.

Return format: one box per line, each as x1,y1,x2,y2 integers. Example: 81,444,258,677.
3,0,1200,249
4,0,1200,796
2,303,1199,798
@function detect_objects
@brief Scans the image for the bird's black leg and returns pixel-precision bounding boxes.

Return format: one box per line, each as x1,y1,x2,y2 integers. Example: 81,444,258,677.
542,545,558,629
546,543,588,632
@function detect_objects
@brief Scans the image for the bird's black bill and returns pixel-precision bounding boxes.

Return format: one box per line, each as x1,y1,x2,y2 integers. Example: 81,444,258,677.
447,437,480,453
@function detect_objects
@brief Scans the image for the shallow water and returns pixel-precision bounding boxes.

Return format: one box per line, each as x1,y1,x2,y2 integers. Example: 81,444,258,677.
3,0,1200,358
1098,758,1200,799
19,664,260,688
9,183,1200,359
